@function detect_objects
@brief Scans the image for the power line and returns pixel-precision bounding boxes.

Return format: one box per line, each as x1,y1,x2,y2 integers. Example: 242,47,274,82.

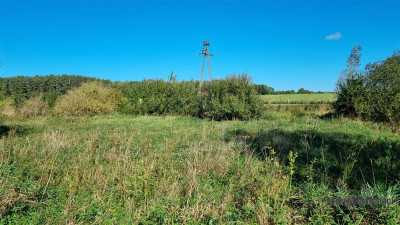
199,41,213,89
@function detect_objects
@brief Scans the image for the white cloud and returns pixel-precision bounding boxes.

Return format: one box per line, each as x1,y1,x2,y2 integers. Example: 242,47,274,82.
325,32,342,40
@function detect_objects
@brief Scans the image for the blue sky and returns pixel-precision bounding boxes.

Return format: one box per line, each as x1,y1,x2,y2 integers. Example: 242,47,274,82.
0,0,399,91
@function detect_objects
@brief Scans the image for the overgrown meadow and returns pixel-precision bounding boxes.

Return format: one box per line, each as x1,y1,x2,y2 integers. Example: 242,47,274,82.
0,71,399,224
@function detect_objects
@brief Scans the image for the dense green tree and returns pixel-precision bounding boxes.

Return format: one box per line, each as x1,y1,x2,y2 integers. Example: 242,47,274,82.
297,88,311,94
360,51,400,123
333,46,400,124
0,75,110,107
332,44,364,117
274,90,296,94
253,84,274,95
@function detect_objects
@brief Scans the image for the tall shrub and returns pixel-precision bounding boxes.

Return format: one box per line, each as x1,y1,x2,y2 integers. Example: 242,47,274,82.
55,81,125,116
116,79,201,116
361,51,400,123
0,99,17,117
201,74,262,120
19,94,48,117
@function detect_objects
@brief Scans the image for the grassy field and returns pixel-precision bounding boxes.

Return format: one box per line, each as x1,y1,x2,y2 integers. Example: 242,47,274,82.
261,93,336,104
1,112,399,224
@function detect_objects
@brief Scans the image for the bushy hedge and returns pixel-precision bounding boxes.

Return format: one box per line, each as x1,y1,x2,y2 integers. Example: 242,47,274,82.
333,47,400,124
115,80,201,116
359,52,400,123
5,74,263,120
55,81,125,116
116,74,262,120
201,74,262,120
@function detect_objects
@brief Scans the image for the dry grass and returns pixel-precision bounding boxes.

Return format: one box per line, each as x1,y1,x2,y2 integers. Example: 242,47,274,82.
0,100,17,118
0,115,300,224
1,114,399,224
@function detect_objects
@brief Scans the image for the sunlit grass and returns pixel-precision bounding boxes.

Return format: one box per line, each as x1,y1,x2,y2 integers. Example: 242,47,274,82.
1,113,399,224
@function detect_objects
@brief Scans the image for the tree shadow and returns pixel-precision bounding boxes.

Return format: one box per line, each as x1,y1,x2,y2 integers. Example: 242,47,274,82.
226,128,400,188
0,125,33,138
0,125,10,138
318,112,336,120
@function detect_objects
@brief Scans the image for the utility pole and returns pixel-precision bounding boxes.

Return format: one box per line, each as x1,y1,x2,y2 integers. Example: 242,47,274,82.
199,41,213,89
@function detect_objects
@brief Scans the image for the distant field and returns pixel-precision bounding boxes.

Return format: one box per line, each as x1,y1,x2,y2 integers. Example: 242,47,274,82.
261,93,336,104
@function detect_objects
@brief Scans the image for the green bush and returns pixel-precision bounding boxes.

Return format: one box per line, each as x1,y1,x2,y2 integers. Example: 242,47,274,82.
115,79,201,116
360,51,400,123
201,74,262,120
55,81,126,116
42,91,59,108
117,74,262,120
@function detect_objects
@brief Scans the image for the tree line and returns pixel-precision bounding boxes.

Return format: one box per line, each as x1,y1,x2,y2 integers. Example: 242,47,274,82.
0,75,110,107
253,84,328,95
0,74,325,106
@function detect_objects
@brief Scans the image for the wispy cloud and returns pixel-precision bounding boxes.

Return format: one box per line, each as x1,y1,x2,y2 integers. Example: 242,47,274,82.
325,32,342,40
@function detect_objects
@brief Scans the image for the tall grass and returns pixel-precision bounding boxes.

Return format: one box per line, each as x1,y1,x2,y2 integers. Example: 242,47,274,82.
0,114,399,224
0,116,297,224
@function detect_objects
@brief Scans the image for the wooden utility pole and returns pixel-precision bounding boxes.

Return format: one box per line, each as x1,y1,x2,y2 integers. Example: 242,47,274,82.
199,41,213,89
